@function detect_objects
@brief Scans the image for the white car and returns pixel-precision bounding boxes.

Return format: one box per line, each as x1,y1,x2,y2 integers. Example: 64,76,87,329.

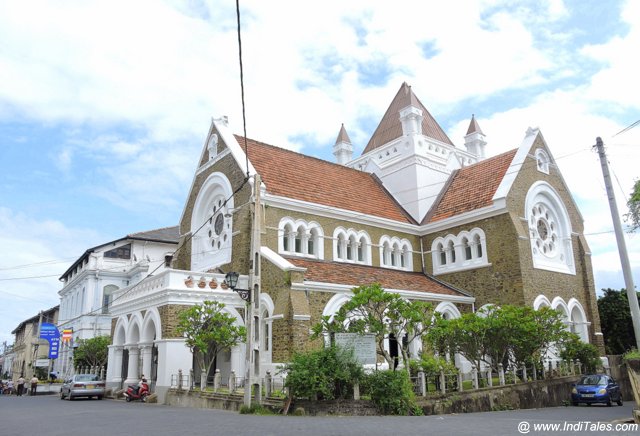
60,374,105,400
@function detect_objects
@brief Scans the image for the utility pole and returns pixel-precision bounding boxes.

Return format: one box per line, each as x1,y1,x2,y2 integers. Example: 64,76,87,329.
244,174,262,406
594,137,640,349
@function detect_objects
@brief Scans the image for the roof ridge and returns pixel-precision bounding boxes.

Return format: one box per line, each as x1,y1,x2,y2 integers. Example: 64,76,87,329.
128,224,179,237
236,134,371,177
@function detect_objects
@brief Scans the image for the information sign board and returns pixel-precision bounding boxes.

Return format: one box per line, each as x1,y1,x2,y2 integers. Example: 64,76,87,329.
334,333,376,365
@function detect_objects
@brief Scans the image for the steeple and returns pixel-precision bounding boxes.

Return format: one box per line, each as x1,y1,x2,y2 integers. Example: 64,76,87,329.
333,124,353,165
464,114,487,159
362,82,453,155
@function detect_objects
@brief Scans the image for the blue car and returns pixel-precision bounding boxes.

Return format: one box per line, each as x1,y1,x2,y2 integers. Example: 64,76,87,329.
571,374,623,406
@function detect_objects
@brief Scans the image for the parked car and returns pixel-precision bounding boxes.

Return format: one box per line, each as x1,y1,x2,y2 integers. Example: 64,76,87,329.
571,374,623,406
60,374,105,400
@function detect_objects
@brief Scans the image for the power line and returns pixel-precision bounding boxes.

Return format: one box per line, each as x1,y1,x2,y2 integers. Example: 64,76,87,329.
612,119,640,138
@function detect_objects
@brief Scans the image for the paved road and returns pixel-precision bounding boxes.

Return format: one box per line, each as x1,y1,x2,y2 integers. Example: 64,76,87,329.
0,394,636,436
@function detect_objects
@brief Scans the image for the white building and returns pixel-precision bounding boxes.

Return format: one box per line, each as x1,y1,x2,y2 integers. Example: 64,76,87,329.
55,226,179,378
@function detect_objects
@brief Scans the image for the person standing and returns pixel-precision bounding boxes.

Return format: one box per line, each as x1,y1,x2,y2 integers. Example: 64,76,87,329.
30,375,38,396
16,375,25,396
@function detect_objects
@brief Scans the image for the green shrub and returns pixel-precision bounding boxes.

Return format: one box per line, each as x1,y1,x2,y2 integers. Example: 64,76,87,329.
560,335,600,373
624,349,640,361
412,354,458,375
281,345,364,400
362,370,422,415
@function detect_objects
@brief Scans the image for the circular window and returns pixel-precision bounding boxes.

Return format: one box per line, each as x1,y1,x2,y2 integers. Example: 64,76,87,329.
206,195,230,253
531,203,557,257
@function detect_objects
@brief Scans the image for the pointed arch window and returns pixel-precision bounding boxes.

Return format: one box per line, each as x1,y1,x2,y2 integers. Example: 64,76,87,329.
278,218,324,259
432,228,488,274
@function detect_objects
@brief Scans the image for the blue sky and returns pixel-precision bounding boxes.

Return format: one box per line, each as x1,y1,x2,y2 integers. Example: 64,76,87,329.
1,0,639,345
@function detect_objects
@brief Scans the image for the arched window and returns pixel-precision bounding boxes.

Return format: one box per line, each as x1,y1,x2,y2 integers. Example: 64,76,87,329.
535,148,550,174
102,285,119,314
525,182,575,274
191,172,234,271
279,218,324,259
358,236,366,262
295,225,304,253
308,228,318,255
379,236,413,270
338,233,347,259
447,240,456,263
431,228,488,274
474,234,483,258
438,243,446,266
283,223,293,251
334,228,371,265
462,237,472,260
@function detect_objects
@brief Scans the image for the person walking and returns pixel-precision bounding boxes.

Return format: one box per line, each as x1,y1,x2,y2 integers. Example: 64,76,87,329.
30,375,38,396
16,375,25,396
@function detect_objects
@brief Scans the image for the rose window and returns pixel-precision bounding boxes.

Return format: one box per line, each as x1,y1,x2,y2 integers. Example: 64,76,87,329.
206,196,230,252
530,203,560,259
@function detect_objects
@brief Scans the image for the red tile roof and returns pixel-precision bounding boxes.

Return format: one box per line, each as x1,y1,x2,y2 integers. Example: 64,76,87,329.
363,82,454,154
426,149,517,223
287,257,470,298
237,136,414,223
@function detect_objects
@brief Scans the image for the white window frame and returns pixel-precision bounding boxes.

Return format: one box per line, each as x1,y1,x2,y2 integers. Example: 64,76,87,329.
278,217,324,259
379,236,413,270
333,227,372,265
431,228,489,275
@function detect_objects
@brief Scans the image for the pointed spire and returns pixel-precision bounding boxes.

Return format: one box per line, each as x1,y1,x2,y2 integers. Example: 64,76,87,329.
363,82,453,155
464,114,487,159
333,123,353,165
466,114,484,135
335,123,352,145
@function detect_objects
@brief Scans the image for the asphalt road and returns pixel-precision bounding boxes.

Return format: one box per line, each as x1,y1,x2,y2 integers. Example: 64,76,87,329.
0,394,636,436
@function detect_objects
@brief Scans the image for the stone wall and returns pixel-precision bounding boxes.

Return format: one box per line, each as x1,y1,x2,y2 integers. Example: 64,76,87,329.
158,304,190,339
292,376,580,416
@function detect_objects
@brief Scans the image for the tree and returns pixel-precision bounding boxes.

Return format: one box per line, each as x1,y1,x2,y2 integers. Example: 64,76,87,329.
598,288,640,354
312,284,435,369
560,334,600,373
74,335,110,369
505,305,570,367
176,300,246,387
428,305,570,373
625,179,640,231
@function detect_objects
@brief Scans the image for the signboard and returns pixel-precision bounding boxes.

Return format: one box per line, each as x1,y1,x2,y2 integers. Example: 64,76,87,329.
39,323,61,359
334,333,376,365
35,359,50,367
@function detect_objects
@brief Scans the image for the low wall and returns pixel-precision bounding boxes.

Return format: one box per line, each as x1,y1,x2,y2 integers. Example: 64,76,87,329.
165,389,285,412
419,375,579,415
289,376,580,416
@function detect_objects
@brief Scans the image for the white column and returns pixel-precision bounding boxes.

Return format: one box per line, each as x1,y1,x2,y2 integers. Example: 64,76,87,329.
140,343,153,379
107,345,123,383
125,346,140,383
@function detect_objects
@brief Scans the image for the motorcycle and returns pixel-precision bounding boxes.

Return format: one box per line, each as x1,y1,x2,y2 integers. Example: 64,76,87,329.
123,381,149,402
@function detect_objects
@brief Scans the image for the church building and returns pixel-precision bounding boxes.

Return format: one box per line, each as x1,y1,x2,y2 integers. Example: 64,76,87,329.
106,83,602,401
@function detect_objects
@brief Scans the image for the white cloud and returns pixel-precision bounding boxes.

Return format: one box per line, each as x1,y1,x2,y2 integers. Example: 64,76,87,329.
0,208,102,344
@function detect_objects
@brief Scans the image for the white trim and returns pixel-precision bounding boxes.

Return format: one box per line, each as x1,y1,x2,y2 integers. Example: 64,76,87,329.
260,246,307,272
293,314,311,321
291,281,475,304
434,301,462,319
492,127,538,201
533,294,552,309
264,193,417,233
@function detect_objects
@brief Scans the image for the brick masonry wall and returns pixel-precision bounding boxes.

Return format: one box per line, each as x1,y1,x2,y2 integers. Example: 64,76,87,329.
174,126,253,275
158,304,191,339
421,136,603,350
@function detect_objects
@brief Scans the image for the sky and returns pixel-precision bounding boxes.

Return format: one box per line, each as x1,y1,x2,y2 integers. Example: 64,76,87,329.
1,0,639,346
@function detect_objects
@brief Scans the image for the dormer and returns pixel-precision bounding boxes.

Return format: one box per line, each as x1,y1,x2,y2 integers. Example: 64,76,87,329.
464,114,487,159
333,124,353,165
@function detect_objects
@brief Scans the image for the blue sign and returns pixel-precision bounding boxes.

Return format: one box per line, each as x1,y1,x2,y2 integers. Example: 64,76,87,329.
48,338,59,359
39,323,61,359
